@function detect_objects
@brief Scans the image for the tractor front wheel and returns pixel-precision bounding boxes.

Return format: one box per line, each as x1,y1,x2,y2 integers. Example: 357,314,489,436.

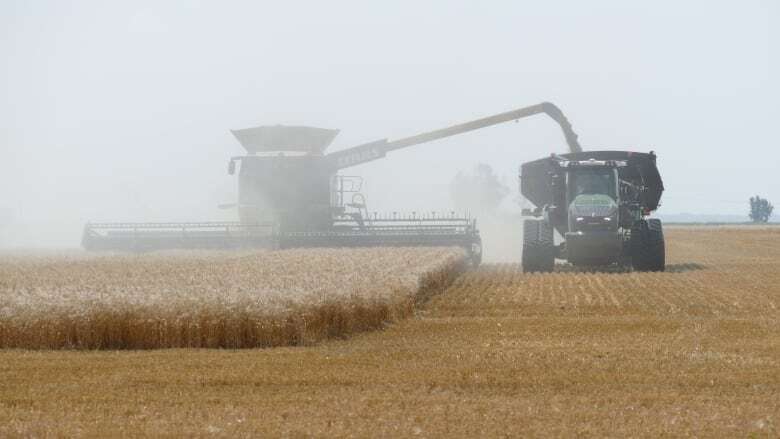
522,219,555,273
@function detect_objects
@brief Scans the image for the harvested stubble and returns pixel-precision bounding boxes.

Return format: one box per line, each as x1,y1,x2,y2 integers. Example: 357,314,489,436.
0,247,466,349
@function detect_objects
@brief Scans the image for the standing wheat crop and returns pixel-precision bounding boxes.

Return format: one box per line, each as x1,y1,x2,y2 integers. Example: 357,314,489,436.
0,247,466,349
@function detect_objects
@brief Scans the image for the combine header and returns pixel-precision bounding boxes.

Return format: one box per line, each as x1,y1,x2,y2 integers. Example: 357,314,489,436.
83,102,584,265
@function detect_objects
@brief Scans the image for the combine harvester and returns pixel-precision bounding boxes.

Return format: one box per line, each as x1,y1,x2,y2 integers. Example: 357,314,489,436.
82,103,582,265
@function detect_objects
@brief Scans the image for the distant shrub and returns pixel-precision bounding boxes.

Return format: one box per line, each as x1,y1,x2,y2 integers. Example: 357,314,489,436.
749,196,774,223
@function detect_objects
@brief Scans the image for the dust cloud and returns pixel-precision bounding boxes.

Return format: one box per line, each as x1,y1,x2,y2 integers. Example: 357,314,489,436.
476,214,524,263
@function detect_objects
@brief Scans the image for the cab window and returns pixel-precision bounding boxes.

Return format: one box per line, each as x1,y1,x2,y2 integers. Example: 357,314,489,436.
570,169,617,199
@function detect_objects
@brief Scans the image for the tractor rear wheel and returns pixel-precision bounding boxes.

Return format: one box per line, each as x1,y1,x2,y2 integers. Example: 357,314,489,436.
522,219,555,273
631,219,665,272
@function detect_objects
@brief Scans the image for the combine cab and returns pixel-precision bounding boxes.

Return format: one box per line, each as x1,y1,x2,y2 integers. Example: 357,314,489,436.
520,151,665,272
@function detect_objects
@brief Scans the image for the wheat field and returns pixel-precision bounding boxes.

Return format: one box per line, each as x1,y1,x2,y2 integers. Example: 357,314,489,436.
1,227,779,437
0,247,466,349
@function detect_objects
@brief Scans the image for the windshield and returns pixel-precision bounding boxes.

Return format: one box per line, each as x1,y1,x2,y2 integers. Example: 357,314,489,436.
569,168,617,200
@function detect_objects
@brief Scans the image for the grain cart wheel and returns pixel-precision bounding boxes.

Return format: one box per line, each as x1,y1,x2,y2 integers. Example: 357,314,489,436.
522,219,555,273
631,219,665,272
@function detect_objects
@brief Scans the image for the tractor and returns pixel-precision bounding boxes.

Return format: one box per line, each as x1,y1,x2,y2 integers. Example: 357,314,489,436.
520,151,665,272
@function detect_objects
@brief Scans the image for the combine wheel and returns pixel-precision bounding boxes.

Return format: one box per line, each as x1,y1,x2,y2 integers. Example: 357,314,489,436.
522,219,555,273
631,219,665,272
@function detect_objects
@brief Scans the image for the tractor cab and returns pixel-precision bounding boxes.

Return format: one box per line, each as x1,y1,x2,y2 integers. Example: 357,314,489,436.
564,160,621,233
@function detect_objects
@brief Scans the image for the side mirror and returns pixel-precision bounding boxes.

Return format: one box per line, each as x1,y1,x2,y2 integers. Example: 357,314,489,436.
228,160,236,175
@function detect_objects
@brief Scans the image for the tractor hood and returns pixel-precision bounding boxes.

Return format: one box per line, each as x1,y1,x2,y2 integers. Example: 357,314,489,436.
569,194,618,218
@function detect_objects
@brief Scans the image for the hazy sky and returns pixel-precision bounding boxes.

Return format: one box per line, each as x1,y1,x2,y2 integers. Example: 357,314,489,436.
1,1,777,246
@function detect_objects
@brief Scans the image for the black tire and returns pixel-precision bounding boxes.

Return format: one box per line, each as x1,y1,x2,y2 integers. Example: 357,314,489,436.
631,219,665,272
522,219,555,273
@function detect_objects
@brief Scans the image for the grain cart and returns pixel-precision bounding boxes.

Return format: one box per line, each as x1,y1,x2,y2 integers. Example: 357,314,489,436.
83,102,583,265
520,151,665,272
